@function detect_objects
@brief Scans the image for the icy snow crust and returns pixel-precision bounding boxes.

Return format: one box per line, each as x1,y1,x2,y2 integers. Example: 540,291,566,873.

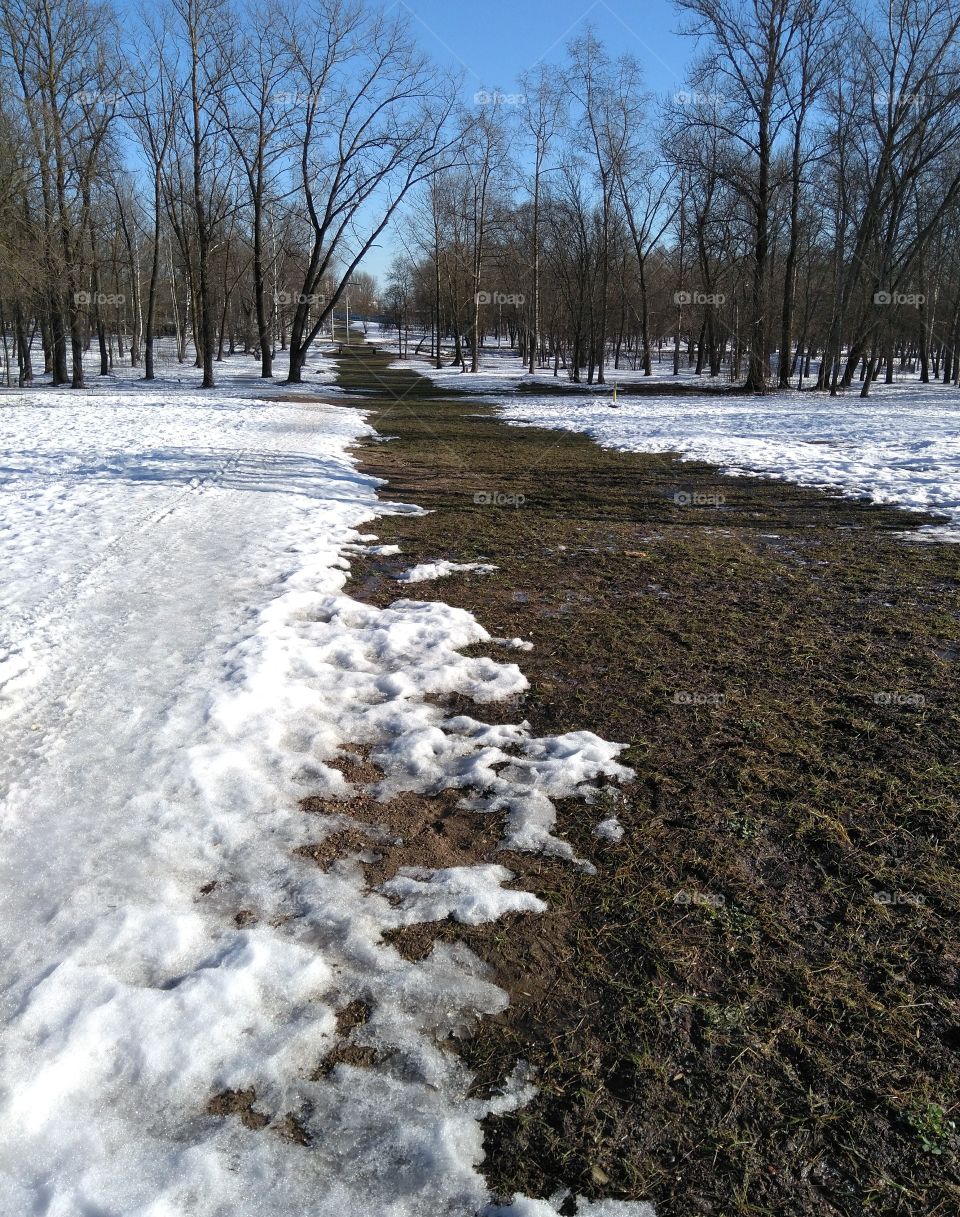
493,384,960,538
0,354,640,1216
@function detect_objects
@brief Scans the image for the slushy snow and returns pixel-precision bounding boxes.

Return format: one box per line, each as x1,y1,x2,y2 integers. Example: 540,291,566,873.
0,355,643,1216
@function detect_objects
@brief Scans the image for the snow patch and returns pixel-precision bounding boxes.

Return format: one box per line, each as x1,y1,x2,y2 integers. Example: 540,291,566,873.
484,1196,657,1216
381,865,547,926
594,817,625,843
397,559,499,582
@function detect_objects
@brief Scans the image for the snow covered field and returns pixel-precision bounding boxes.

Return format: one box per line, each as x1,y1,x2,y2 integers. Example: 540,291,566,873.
386,341,718,394
386,345,960,538
0,354,647,1217
494,385,960,538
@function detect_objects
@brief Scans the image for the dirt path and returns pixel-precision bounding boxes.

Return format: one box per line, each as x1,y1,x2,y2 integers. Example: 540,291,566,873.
329,341,960,1217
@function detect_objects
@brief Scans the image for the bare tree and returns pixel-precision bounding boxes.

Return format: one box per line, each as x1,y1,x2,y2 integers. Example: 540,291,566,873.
165,0,234,388
127,13,181,380
519,67,564,375
0,0,121,386
220,3,292,377
281,0,460,383
676,0,811,390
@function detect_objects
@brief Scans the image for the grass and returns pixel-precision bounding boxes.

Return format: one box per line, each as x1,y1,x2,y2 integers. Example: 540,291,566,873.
323,343,960,1216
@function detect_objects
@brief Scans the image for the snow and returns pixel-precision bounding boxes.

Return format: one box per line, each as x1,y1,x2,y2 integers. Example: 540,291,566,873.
386,344,714,395
0,350,644,1216
397,559,499,582
493,636,535,651
594,817,625,843
493,381,960,538
381,339,960,539
485,1197,656,1216
381,864,547,926
456,729,633,864
389,348,533,393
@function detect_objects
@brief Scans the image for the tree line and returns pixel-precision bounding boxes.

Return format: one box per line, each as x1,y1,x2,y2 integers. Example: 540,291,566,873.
0,0,459,388
385,0,960,397
2,0,959,397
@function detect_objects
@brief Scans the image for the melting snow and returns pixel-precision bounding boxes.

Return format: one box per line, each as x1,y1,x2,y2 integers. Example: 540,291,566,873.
0,355,645,1216
484,1196,656,1216
493,382,960,538
397,559,499,582
594,817,625,843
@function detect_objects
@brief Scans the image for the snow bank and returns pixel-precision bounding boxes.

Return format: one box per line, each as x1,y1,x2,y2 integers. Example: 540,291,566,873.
0,356,644,1216
384,342,711,395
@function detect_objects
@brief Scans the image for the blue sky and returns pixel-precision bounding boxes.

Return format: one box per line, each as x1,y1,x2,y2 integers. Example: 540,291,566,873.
362,0,696,281
396,0,691,95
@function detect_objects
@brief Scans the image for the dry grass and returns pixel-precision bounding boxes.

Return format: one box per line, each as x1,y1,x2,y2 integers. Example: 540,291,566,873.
312,344,960,1216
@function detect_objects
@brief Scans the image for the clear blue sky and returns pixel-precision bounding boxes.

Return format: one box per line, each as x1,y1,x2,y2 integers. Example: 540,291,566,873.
396,0,690,94
362,0,694,282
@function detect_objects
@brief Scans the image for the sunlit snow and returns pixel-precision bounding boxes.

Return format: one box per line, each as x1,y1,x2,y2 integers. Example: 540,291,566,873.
0,352,639,1217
